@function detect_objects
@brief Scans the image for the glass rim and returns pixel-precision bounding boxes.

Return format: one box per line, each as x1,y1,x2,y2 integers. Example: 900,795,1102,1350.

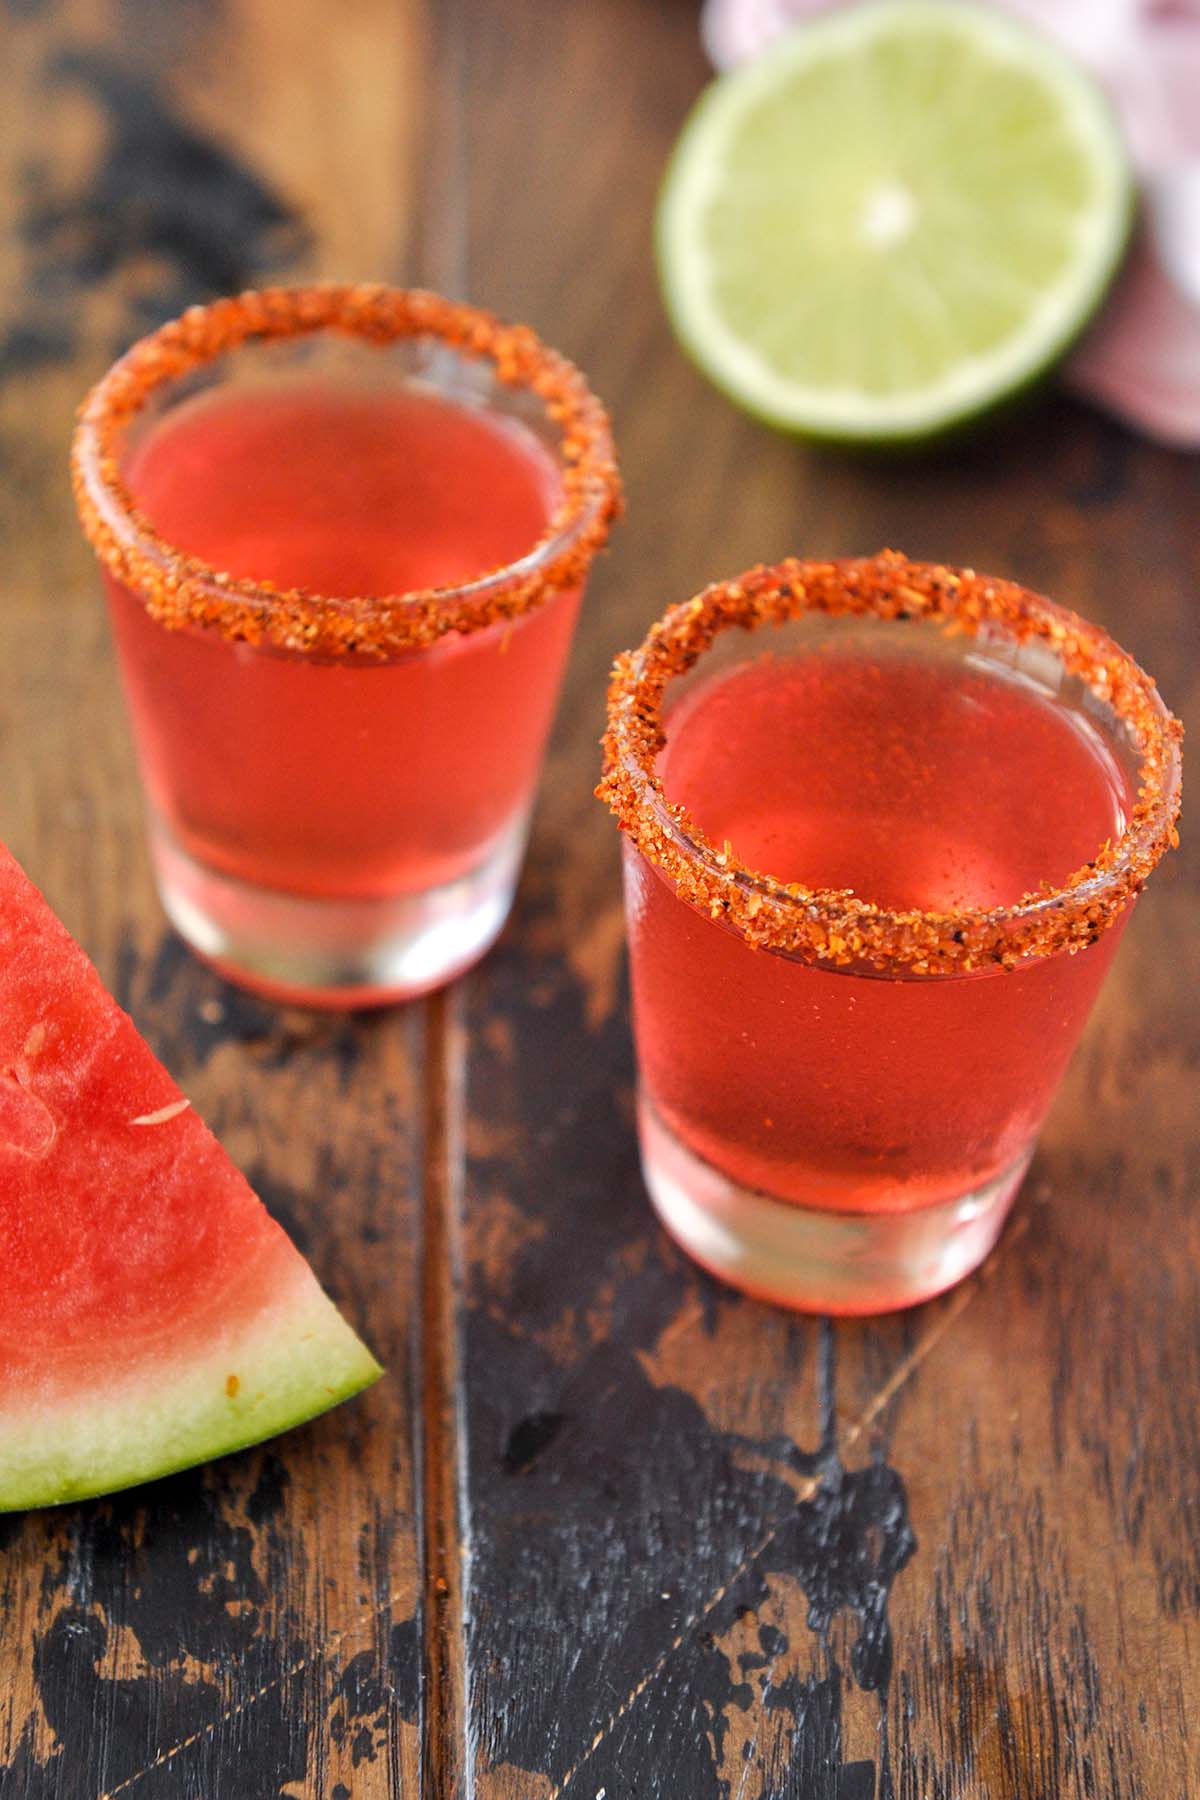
71,283,623,660
597,552,1183,977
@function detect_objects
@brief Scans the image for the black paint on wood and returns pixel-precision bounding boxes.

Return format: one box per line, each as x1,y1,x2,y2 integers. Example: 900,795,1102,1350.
460,928,917,1795
4,43,306,379
500,1410,567,1474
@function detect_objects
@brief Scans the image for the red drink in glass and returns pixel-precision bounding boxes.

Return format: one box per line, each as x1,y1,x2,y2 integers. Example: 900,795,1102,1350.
634,648,1128,1213
111,382,571,901
74,287,620,1005
600,556,1181,1314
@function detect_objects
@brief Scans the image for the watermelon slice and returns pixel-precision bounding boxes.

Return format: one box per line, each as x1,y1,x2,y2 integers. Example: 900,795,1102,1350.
0,842,382,1511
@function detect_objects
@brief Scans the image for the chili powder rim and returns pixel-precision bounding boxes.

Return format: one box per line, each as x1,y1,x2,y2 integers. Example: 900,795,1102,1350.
598,552,1183,976
72,283,623,659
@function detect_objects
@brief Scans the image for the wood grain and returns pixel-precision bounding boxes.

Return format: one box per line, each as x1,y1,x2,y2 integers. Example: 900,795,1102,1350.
1,0,1198,1795
448,1,1200,1796
0,2,425,1795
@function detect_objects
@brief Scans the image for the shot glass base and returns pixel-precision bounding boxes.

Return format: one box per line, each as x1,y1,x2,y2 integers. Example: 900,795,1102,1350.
638,1096,1028,1315
149,814,528,1009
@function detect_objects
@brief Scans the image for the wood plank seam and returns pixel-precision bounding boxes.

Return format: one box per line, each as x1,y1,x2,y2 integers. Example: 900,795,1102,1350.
540,1218,1028,1800
418,986,474,1800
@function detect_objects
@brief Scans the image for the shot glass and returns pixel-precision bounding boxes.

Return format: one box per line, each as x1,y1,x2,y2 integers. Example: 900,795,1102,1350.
73,285,620,1006
599,554,1182,1314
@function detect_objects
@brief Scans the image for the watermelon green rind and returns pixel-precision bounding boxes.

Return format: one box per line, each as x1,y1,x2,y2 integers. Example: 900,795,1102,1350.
0,1266,381,1510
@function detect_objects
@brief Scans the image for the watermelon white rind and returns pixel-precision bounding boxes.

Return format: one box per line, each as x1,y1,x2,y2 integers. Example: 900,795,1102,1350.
1,1263,380,1510
0,841,382,1512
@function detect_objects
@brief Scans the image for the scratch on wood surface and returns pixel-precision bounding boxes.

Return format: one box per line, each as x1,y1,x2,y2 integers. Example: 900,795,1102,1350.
95,1591,404,1800
540,1222,1025,1800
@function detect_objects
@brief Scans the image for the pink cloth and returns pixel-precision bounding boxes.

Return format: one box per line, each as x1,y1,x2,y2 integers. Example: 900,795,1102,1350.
701,0,1200,445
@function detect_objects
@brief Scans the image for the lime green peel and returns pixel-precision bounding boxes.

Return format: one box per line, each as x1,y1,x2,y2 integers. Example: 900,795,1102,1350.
657,0,1133,444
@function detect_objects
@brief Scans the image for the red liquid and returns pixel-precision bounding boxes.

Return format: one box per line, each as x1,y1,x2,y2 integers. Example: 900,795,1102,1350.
627,645,1132,1214
106,381,574,898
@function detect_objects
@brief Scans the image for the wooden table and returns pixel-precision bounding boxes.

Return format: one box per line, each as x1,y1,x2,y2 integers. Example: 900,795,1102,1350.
1,2,1197,1795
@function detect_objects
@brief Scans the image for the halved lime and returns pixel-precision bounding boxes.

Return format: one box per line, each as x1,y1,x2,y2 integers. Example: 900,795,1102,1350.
657,0,1133,443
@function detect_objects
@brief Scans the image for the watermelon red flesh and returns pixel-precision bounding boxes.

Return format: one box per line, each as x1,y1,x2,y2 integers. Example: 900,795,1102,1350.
0,842,381,1510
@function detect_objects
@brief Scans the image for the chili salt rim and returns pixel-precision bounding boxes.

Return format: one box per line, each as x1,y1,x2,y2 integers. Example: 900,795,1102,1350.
72,283,623,659
598,552,1183,976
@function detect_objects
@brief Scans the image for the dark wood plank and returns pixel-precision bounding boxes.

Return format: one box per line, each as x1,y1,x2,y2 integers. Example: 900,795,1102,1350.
0,2,426,1794
448,2,1200,1796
